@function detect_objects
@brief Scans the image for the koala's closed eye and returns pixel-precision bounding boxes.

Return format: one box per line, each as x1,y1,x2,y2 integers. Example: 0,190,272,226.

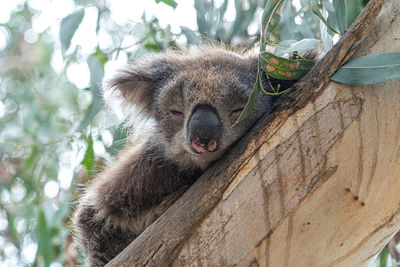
168,106,184,118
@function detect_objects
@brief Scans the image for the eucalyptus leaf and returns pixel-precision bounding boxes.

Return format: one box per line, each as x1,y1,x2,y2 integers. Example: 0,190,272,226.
267,13,281,37
346,0,364,28
333,0,347,36
155,0,177,9
234,0,244,31
322,1,335,13
181,26,201,45
231,0,246,38
279,0,319,40
378,247,389,266
311,1,338,34
6,212,19,242
259,52,315,80
81,135,95,178
320,20,333,52
326,8,338,36
323,0,339,36
331,52,400,85
235,78,261,124
315,1,334,52
274,38,320,56
78,55,104,130
261,0,282,29
218,0,229,19
216,0,229,40
194,0,209,36
260,0,284,51
42,198,54,226
37,211,52,267
278,3,298,40
21,146,39,174
59,9,84,54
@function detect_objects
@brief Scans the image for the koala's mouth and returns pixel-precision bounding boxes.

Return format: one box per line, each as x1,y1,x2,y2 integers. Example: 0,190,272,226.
189,148,225,162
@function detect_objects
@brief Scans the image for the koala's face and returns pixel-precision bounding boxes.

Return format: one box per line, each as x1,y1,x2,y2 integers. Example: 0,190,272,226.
109,48,273,169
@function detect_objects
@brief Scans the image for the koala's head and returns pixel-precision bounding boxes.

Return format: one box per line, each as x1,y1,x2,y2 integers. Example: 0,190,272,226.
109,48,277,169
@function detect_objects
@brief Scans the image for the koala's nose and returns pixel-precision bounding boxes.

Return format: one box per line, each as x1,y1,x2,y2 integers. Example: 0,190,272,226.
188,105,221,154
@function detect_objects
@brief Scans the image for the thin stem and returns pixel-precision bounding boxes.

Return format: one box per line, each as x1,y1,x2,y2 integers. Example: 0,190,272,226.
258,72,289,96
261,0,285,52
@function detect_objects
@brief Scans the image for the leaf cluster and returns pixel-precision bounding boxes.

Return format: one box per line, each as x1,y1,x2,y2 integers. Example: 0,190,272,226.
237,0,400,123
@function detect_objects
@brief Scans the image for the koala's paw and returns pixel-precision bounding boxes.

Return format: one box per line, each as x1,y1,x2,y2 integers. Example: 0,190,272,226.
73,204,137,266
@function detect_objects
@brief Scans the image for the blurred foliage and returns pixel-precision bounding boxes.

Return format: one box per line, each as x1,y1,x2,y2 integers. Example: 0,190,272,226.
0,0,394,266
370,247,400,267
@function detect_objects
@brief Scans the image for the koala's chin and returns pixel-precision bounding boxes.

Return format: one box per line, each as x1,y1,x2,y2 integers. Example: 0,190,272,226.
73,46,320,267
188,148,226,168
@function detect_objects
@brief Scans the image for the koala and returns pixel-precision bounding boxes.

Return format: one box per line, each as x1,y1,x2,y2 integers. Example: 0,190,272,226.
73,47,305,266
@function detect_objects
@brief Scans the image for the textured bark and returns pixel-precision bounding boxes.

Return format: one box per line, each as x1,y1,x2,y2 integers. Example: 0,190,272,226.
107,0,400,266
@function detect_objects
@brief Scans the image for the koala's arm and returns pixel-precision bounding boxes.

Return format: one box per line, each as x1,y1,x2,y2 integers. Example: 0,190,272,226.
73,137,199,266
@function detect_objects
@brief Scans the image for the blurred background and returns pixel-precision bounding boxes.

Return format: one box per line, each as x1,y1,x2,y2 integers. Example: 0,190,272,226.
0,0,395,266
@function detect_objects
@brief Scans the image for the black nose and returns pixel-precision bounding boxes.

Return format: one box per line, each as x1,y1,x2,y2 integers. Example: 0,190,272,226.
188,105,221,154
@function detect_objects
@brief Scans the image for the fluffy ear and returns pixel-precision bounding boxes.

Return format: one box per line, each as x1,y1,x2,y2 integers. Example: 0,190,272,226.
107,55,180,115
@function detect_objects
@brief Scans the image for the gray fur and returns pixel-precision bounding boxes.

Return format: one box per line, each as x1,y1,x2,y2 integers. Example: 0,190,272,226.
73,47,311,266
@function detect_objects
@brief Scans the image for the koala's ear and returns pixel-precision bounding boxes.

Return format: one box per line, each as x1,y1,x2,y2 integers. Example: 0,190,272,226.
107,56,179,114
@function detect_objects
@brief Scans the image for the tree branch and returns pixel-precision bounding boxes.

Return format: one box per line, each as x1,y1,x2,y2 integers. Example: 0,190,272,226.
106,0,395,266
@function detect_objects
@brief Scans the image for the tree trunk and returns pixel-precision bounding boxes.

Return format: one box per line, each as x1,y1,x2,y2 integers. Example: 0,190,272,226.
107,0,400,266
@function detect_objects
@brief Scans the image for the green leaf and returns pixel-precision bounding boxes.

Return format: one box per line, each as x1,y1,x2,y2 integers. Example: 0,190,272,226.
180,26,201,45
268,13,281,37
260,0,285,51
21,146,39,174
23,203,36,230
231,0,245,38
93,47,109,67
155,0,177,9
144,42,163,51
59,10,85,54
259,52,315,80
218,0,229,19
378,247,389,266
346,0,364,28
274,38,320,56
194,0,209,36
333,0,347,36
331,52,400,85
230,0,258,40
6,212,19,242
78,55,104,130
81,135,95,178
235,78,261,124
37,211,52,267
311,1,339,34
322,1,335,13
42,198,52,222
